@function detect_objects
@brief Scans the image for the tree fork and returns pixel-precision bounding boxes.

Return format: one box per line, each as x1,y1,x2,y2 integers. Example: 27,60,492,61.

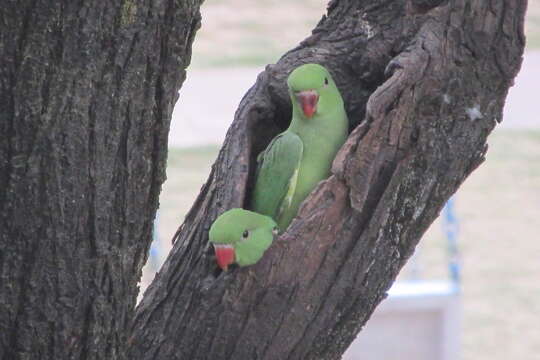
131,0,526,359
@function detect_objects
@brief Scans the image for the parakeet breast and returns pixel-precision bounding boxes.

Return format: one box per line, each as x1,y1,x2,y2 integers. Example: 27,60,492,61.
250,63,349,231
277,108,348,229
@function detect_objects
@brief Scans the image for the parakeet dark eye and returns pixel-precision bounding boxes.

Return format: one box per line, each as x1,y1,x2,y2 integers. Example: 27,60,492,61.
242,230,249,238
324,77,329,85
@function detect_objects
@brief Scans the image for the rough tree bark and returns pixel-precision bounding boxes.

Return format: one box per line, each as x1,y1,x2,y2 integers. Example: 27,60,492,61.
0,1,202,359
130,0,527,360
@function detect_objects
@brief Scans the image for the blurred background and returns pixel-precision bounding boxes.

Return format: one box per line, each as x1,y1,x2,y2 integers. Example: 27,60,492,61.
144,1,540,359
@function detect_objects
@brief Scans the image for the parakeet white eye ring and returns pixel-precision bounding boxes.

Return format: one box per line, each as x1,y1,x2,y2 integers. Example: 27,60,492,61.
242,230,249,238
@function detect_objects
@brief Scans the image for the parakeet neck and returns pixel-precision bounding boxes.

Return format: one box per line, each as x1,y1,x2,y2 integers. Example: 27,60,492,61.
288,103,344,140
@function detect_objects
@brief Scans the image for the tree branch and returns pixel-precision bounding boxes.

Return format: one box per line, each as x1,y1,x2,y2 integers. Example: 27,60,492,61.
130,0,526,359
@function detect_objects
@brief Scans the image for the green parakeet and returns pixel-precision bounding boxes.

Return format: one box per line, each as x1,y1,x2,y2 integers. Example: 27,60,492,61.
250,63,348,230
209,208,278,271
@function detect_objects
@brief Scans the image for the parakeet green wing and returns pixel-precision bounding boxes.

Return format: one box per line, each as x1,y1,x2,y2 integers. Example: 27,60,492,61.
250,131,303,226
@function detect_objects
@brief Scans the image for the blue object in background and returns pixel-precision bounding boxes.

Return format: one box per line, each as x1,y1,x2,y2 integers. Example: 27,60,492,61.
148,212,162,271
442,197,461,288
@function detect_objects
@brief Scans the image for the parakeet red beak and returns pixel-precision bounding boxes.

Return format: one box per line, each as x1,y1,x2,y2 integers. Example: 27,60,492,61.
295,90,319,118
213,244,235,271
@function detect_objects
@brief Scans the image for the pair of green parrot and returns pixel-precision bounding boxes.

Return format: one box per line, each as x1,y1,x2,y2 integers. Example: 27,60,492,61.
209,63,348,271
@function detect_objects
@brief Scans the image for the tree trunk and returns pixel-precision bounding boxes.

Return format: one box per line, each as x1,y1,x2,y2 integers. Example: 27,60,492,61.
0,1,202,359
130,0,526,359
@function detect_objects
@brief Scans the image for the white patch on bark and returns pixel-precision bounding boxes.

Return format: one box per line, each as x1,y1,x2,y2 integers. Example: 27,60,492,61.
466,105,483,121
443,94,451,104
359,14,374,39
413,206,424,220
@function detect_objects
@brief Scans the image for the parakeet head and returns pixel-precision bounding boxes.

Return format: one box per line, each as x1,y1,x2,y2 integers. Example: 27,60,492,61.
287,63,342,119
209,208,278,271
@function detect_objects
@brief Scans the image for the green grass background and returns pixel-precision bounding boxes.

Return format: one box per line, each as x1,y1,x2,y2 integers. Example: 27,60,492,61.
191,0,540,68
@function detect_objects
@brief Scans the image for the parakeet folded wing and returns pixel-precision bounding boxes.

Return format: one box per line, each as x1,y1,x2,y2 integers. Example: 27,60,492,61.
250,131,303,223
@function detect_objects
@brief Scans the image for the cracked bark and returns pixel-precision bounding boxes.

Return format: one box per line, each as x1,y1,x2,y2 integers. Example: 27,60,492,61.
130,0,526,359
0,1,202,359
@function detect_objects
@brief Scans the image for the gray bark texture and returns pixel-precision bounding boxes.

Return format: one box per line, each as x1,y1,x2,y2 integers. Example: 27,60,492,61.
0,1,202,359
130,0,527,359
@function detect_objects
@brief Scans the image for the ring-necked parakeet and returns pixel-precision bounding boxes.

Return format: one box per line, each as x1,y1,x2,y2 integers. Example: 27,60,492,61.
209,208,278,271
250,63,348,230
